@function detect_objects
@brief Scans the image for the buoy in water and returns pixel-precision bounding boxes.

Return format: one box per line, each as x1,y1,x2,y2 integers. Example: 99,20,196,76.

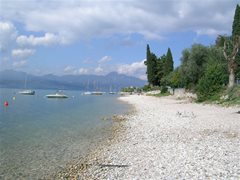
4,101,9,107
13,96,16,100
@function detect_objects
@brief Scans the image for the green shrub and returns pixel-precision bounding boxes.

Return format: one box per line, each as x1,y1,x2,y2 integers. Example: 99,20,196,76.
220,86,240,105
161,86,168,94
197,63,226,102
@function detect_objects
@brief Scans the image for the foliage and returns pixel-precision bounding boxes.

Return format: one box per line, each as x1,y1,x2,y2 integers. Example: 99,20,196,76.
208,46,228,84
160,86,168,94
220,85,240,105
197,62,226,102
145,46,174,87
121,86,135,92
151,91,171,97
164,48,174,76
156,54,166,85
215,35,226,47
232,4,240,80
144,44,158,86
142,4,240,104
179,44,209,89
142,84,151,91
161,68,181,88
142,85,161,92
232,4,240,38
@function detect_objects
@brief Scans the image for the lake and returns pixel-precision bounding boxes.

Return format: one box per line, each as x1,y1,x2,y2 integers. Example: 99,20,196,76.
0,88,129,179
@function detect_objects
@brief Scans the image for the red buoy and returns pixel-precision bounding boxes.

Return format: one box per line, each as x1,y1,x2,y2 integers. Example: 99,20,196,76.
4,101,9,107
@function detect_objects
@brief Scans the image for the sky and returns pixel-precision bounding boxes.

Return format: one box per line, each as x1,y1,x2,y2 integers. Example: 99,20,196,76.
0,0,238,80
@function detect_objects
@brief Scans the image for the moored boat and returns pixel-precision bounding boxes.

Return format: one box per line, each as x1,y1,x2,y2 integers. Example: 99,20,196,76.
46,91,68,98
19,90,35,95
91,91,104,95
83,91,92,95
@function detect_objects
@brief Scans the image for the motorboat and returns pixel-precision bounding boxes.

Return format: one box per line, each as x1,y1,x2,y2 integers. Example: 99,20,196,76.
109,92,116,94
91,91,104,95
83,91,92,95
46,91,68,98
19,90,35,95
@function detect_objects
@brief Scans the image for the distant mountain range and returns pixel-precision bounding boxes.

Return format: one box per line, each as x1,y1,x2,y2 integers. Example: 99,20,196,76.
0,70,146,91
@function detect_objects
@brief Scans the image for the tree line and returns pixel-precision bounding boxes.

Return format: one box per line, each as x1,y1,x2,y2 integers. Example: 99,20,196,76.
144,4,240,101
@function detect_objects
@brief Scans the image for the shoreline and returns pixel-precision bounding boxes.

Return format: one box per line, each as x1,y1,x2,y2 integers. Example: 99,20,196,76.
55,95,240,179
51,97,135,179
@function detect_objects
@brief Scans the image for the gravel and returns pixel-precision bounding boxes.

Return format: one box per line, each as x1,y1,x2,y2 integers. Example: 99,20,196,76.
58,95,240,180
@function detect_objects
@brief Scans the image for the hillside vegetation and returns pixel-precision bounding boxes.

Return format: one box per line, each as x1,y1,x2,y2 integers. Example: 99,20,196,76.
144,4,240,105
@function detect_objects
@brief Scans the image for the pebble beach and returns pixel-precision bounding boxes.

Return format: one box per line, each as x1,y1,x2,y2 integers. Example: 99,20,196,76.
57,95,240,179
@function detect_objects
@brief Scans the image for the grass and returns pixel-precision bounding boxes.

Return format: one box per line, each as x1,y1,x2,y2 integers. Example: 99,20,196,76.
218,85,240,106
200,85,240,106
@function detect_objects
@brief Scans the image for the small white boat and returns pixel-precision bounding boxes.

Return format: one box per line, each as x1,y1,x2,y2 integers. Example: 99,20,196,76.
109,92,116,94
83,91,92,95
91,91,104,95
19,90,35,95
46,91,68,98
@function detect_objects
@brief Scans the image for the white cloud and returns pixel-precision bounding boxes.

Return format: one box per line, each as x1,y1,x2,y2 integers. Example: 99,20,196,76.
0,0,237,43
98,56,112,64
95,66,103,74
63,60,147,79
16,33,65,46
64,65,75,73
13,60,27,68
12,48,35,59
0,21,17,52
117,59,146,80
64,65,89,75
78,68,88,74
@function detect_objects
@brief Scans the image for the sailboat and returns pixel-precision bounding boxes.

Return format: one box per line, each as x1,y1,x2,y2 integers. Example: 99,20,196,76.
91,80,104,95
109,85,116,94
19,74,35,95
83,80,92,95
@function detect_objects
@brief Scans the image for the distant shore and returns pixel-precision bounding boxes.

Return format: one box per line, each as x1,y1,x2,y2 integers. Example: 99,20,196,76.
56,95,240,179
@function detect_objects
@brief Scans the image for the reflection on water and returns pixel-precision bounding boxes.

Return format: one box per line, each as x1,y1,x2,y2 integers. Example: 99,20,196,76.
0,89,128,179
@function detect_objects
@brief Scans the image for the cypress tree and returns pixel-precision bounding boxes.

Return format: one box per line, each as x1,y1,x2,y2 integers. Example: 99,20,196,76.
144,44,151,85
232,4,240,38
165,48,174,76
144,44,157,86
156,55,166,85
232,4,240,80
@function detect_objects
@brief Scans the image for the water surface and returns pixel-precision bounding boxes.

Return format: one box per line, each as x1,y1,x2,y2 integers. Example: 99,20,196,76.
0,89,128,179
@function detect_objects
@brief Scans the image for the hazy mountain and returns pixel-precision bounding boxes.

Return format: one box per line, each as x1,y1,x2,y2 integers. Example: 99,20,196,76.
0,70,146,91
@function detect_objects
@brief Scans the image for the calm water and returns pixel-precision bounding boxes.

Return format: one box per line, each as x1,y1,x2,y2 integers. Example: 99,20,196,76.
0,88,129,179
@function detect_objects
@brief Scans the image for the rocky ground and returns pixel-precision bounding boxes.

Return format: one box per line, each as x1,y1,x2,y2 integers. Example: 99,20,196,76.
56,95,240,180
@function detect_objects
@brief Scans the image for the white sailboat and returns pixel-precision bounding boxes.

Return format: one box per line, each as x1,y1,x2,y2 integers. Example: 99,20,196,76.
19,74,35,95
109,86,116,94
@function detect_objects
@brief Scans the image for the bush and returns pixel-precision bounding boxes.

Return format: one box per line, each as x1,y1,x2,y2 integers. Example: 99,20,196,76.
161,86,168,94
197,63,226,102
142,85,161,92
220,86,240,105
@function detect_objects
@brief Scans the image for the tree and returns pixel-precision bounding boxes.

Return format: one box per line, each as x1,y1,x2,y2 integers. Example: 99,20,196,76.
223,36,240,88
156,54,166,85
222,4,240,88
164,48,174,76
161,68,181,88
197,62,226,102
144,44,158,86
232,4,240,37
179,44,209,89
232,4,240,81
